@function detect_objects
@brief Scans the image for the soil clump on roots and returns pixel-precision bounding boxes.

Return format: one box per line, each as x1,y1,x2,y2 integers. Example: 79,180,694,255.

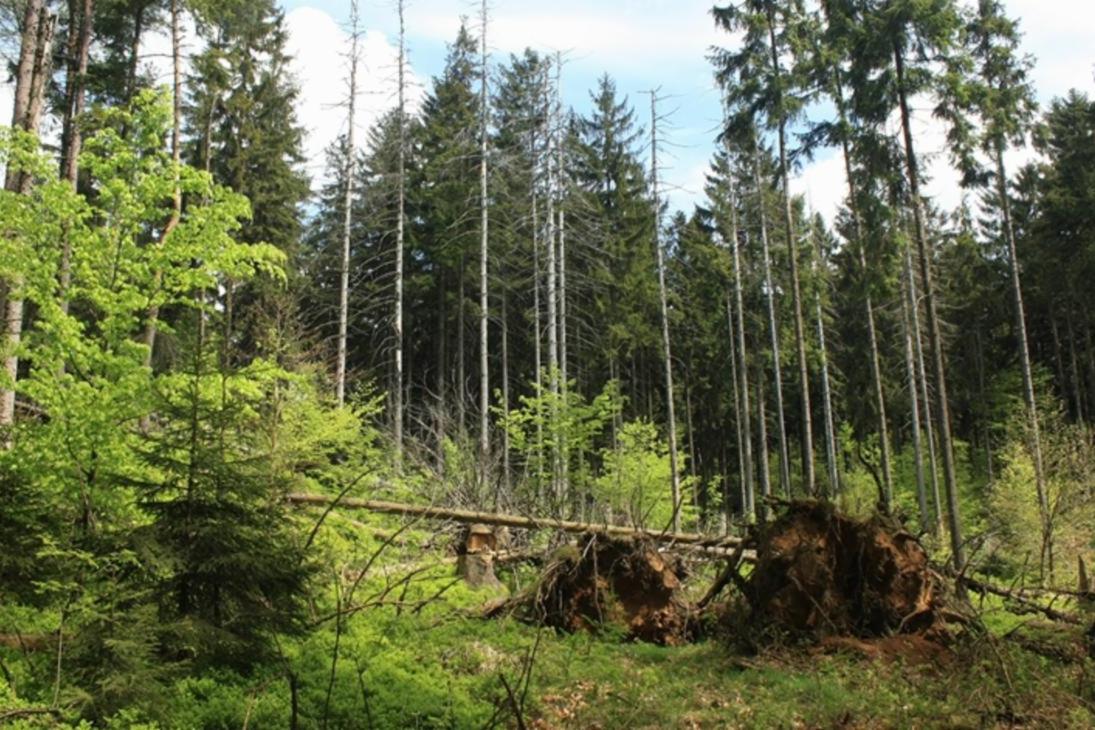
506,534,692,645
740,501,953,645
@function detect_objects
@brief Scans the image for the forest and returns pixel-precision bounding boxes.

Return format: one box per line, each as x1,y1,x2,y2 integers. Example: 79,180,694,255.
1,0,1094,726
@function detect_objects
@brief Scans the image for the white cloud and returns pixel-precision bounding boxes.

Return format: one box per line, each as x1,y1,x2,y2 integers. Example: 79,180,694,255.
285,6,423,188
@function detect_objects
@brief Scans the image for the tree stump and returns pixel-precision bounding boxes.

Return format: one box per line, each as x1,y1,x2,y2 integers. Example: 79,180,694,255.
457,524,500,589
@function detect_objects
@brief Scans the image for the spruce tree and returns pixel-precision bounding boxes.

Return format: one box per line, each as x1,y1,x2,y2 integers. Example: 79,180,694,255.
185,0,309,365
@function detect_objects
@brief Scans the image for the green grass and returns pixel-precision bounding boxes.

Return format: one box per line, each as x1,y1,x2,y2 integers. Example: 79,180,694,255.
3,523,1093,729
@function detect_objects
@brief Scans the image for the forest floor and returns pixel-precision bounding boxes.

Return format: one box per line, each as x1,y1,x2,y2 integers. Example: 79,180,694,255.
2,515,1093,729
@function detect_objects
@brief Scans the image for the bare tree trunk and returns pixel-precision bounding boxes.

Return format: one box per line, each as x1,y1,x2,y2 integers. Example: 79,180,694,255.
530,134,544,485
544,68,561,504
765,7,814,495
477,0,490,476
995,144,1049,553
2,1,54,443
458,255,466,435
901,250,932,533
555,55,570,502
752,140,791,498
728,185,754,520
755,362,771,522
500,290,510,502
726,293,749,519
907,244,943,536
894,43,965,571
811,230,839,495
125,1,147,102
832,69,893,502
335,1,361,407
141,0,183,372
649,91,682,532
393,0,407,463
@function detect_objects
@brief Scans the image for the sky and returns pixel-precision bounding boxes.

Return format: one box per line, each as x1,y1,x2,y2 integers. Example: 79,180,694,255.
3,0,1094,220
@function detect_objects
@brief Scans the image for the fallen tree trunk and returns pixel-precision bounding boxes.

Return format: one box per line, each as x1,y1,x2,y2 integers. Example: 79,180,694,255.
961,574,1084,625
287,493,744,550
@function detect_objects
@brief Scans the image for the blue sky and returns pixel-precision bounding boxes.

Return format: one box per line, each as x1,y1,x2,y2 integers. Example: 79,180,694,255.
277,0,1095,221
280,0,728,213
3,0,1092,219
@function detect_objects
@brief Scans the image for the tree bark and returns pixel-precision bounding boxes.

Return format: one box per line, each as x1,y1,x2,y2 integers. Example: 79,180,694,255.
766,6,814,495
335,1,361,407
2,1,54,443
649,92,682,532
902,250,932,533
730,202,755,520
477,0,490,474
393,0,407,463
894,42,965,571
832,69,893,503
752,141,791,498
811,231,839,495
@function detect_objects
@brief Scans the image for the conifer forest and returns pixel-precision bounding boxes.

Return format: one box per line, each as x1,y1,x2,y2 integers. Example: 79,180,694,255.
1,0,1095,726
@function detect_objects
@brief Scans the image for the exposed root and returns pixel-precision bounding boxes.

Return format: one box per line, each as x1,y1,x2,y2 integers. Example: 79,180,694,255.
740,501,959,644
498,534,692,645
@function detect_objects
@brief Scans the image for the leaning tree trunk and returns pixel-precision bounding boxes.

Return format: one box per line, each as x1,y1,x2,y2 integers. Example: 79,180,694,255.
650,92,682,532
766,9,814,496
752,140,792,498
894,42,965,571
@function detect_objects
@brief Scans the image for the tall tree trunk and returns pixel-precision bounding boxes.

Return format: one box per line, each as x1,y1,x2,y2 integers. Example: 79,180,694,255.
730,199,754,520
393,0,407,463
477,0,490,476
125,1,147,102
458,254,466,436
902,250,932,533
752,140,792,497
58,0,95,312
811,232,839,495
544,73,561,504
765,7,815,495
832,69,893,503
907,243,943,536
649,92,682,532
555,56,570,501
335,1,361,407
995,145,1049,557
500,289,510,502
140,0,182,373
531,136,544,485
894,43,965,570
755,361,771,522
726,292,750,519
2,2,54,443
